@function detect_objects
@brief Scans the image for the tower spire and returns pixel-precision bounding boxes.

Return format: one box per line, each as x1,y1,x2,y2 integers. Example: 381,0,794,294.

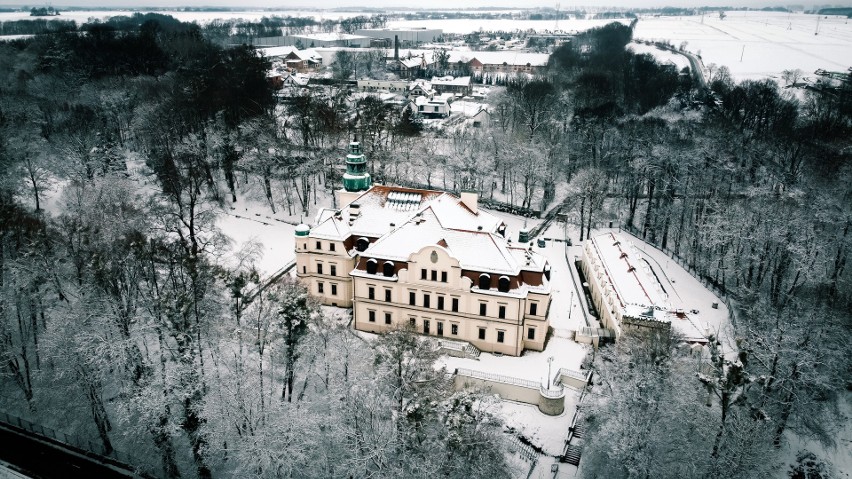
342,135,371,192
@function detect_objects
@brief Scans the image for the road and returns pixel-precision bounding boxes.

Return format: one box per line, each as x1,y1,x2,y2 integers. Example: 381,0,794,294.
0,424,146,479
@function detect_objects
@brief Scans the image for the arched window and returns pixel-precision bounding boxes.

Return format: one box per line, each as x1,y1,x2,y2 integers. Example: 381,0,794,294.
498,276,510,293
356,237,370,252
366,258,378,275
479,273,491,290
383,261,395,277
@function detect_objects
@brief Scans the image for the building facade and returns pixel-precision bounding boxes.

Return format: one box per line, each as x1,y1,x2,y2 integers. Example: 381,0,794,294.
581,232,706,344
295,142,552,356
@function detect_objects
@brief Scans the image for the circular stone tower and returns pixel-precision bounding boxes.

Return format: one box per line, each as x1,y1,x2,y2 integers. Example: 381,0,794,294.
342,139,371,192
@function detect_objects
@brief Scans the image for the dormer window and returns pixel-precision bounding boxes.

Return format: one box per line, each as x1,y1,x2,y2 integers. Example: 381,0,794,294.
498,276,510,293
383,261,395,277
479,273,491,290
356,238,369,252
366,258,378,275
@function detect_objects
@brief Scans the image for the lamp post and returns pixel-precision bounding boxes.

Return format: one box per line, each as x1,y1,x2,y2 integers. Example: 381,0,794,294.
547,356,554,389
568,290,574,321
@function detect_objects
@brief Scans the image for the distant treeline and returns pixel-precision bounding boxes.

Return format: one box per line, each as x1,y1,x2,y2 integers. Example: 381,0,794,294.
0,18,76,35
817,7,852,17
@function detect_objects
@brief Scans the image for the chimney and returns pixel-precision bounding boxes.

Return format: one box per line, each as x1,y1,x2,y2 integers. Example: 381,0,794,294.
348,203,361,225
460,190,478,215
394,35,399,62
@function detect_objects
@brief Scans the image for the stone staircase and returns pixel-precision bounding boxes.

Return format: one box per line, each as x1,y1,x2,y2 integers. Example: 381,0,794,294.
561,444,582,466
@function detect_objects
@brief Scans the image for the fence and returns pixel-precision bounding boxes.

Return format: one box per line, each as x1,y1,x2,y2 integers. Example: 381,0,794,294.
455,368,540,389
0,410,159,478
539,384,565,399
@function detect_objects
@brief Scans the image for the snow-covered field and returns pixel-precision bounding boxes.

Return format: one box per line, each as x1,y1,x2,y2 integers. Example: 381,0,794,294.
0,9,369,24
386,17,630,35
628,41,691,71
634,11,852,81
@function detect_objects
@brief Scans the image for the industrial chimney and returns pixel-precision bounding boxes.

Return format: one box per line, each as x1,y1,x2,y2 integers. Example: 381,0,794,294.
394,35,399,62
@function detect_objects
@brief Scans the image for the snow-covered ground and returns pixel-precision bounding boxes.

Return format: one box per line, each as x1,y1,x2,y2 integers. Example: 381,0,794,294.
386,17,631,35
628,41,692,71
634,11,852,82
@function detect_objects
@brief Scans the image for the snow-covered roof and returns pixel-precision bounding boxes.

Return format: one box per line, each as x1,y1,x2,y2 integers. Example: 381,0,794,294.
431,76,471,87
365,205,533,277
449,51,550,67
294,32,370,42
258,46,322,61
589,232,668,310
399,57,423,68
309,185,548,281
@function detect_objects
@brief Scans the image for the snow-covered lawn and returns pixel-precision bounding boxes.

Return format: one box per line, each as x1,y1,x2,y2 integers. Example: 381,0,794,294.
634,11,852,81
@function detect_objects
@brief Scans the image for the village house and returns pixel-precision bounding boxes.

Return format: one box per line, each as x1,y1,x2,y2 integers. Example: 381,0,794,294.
458,51,550,75
580,232,707,346
257,46,323,73
413,94,453,118
295,141,552,356
431,76,472,96
408,79,433,97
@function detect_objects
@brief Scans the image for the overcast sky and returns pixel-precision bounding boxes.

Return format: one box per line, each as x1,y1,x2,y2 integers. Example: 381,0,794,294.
1,0,800,9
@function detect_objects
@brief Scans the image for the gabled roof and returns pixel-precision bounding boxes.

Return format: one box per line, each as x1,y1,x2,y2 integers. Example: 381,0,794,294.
365,207,522,275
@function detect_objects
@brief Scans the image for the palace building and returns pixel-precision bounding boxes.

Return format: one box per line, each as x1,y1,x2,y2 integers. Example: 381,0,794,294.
294,140,552,356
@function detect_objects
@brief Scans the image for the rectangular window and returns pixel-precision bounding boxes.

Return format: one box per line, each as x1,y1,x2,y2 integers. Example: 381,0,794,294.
385,312,392,325
423,320,430,334
527,328,535,340
478,328,486,340
423,294,430,308
497,331,505,343
479,303,487,316
409,291,416,305
316,241,322,250
368,287,375,300
368,310,376,322
452,298,459,312
385,289,392,302
331,284,337,296
441,271,448,282
437,296,444,310
431,270,437,281
302,266,306,274
530,302,538,316
318,282,324,294
421,269,427,280
498,305,506,319
329,243,336,252
317,263,323,275
330,264,337,276
409,317,416,327
451,324,458,335
437,322,444,336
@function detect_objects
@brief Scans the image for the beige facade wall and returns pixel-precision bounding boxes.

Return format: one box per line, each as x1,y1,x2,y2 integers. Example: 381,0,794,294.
581,242,623,337
295,237,355,308
351,245,549,356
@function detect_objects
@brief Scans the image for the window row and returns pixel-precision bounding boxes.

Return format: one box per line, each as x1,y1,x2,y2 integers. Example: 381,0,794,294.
305,241,337,252
316,281,338,296
308,262,338,276
420,268,448,283
386,315,537,343
367,286,393,303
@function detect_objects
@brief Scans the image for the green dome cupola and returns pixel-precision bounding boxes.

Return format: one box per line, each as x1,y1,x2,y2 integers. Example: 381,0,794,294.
343,138,371,192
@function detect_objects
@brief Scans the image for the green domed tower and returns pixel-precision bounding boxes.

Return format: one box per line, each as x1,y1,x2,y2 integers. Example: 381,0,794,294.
342,138,371,192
